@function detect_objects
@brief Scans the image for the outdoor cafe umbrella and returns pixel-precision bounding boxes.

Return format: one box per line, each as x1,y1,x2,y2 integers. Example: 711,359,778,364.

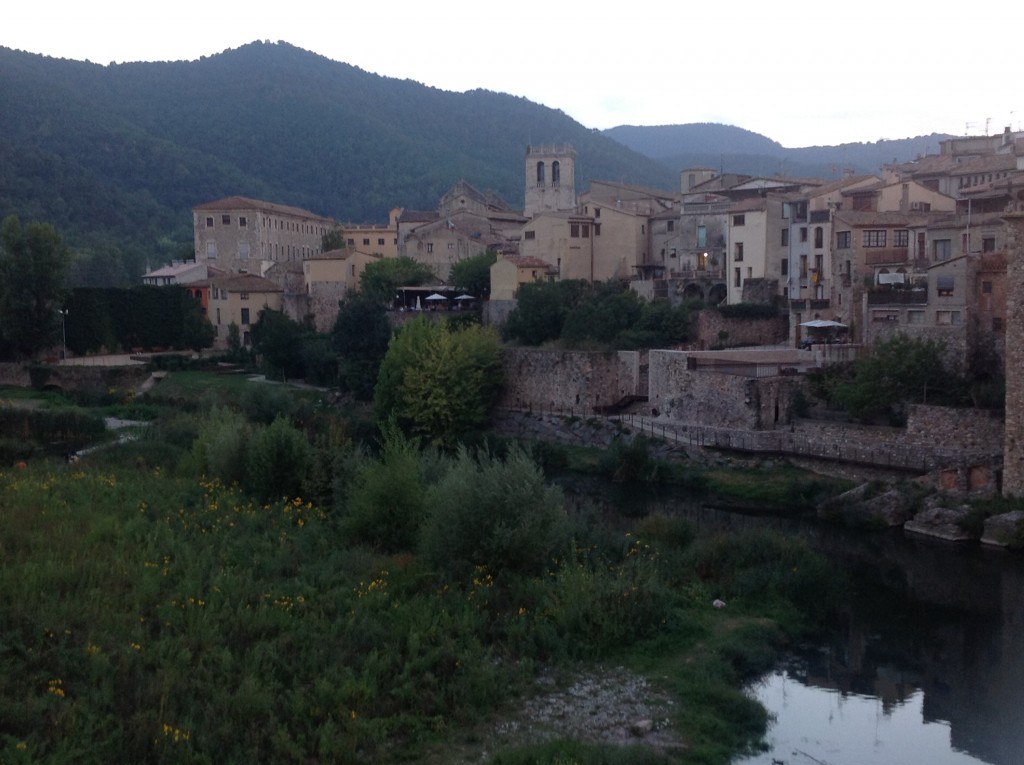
425,293,448,301
799,319,847,328
454,294,475,301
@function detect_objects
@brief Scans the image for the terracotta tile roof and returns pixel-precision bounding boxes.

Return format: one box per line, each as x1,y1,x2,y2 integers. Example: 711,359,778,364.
501,256,557,270
192,196,334,222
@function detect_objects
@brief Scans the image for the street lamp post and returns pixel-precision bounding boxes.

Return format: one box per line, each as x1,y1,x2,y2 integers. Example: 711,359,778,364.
58,309,68,361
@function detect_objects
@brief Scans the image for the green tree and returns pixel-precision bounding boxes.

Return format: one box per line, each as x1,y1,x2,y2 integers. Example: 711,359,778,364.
360,256,434,303
245,415,312,502
449,249,497,296
321,226,346,252
181,299,216,351
332,294,392,399
250,309,308,379
503,279,589,346
0,216,72,359
830,334,965,423
561,282,643,348
375,318,503,445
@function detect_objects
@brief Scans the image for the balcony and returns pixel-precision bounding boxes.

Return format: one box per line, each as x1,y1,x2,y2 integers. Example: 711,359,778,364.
864,247,910,266
866,286,928,305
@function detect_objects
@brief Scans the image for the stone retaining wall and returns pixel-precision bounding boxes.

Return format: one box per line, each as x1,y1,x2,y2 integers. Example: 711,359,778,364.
696,311,788,349
497,348,641,412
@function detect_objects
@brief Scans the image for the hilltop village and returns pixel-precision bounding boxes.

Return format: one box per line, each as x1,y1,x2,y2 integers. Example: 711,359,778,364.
167,131,1021,364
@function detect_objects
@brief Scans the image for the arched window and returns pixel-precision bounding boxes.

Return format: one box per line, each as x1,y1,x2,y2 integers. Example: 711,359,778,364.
536,161,545,184
814,227,823,248
552,161,560,185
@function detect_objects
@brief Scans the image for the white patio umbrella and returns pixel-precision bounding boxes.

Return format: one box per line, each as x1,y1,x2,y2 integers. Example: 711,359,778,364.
799,319,847,328
454,294,475,301
425,293,448,301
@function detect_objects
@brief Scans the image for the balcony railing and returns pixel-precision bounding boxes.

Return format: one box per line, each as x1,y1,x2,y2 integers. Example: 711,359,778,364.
866,287,929,305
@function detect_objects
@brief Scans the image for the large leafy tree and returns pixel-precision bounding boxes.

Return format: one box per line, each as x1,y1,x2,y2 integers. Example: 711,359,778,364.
360,257,434,303
375,318,503,445
829,333,966,423
0,216,72,359
332,294,393,399
503,279,589,346
449,249,497,296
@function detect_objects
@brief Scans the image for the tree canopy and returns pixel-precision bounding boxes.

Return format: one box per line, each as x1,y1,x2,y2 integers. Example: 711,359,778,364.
331,294,393,399
0,216,72,359
449,250,497,296
360,257,434,303
375,318,503,445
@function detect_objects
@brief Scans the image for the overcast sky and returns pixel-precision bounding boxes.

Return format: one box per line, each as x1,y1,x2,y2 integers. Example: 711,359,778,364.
7,0,1021,148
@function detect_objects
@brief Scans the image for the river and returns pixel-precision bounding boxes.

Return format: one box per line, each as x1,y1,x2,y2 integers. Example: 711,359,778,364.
734,526,1024,765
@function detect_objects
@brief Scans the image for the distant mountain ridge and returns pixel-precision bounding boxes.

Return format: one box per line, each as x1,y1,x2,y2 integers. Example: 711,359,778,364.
0,41,951,284
603,123,953,179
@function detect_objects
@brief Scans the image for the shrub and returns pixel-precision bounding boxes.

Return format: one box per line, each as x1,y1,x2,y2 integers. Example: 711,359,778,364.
419,447,568,580
245,415,312,502
192,406,251,485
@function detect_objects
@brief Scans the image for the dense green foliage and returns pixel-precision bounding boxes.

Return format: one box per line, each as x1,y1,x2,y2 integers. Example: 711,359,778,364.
0,216,71,359
448,249,497,296
359,257,435,304
375,319,503,444
505,280,689,350
64,286,214,355
817,334,967,423
331,295,393,399
0,375,850,764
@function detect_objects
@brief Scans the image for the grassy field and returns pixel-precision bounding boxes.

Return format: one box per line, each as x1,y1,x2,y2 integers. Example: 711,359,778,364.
0,372,847,764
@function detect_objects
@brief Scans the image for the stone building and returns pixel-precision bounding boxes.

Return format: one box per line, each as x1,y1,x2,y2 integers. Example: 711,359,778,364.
1002,214,1024,495
193,196,336,275
339,207,402,259
204,272,284,348
523,145,577,218
302,249,382,331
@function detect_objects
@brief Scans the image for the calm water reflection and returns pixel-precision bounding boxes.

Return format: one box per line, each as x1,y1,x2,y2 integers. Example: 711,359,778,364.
736,533,1024,765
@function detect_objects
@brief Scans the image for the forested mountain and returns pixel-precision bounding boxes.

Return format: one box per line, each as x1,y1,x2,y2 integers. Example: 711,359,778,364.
0,42,675,284
604,123,952,179
1,40,951,286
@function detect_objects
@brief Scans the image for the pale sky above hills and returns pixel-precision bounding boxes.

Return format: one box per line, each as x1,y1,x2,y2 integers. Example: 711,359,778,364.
7,0,1021,149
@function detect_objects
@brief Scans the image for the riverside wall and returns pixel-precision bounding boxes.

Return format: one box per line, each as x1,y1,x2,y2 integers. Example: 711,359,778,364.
497,348,642,412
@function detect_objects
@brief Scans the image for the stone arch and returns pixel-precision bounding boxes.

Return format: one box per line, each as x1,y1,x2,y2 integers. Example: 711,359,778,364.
681,283,704,302
536,161,545,184
707,283,728,304
552,160,560,185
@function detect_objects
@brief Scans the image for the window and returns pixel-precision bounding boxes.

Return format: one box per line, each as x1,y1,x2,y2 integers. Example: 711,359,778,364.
524,230,536,240
814,227,823,248
800,227,808,243
667,220,675,232
570,223,580,238
734,267,741,287
937,274,955,296
936,310,961,325
863,230,886,247
982,280,993,294
552,161,560,185
734,242,744,261
241,308,250,325
363,238,370,246
581,224,590,238
347,238,355,246
781,229,789,246
781,258,789,276
836,231,851,249
670,248,677,258
872,310,900,323
222,215,230,225
206,216,214,228
594,224,601,236
733,214,745,226
893,230,909,247
427,243,434,253
982,236,996,252
448,242,455,250
908,310,926,325
378,238,385,246
782,203,791,219
934,239,951,260
239,216,247,228
536,161,545,183
594,208,600,218
206,241,217,259
238,243,249,259
697,226,707,248
240,292,250,301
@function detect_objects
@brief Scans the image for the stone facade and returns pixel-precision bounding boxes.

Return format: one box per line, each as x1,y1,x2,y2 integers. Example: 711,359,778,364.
695,311,788,349
497,348,641,413
524,145,577,219
1002,214,1024,495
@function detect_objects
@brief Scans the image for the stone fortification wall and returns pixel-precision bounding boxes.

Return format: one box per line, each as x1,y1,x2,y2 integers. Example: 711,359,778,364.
308,283,348,332
906,404,1003,452
0,363,149,394
648,350,801,430
498,348,641,412
696,311,788,349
